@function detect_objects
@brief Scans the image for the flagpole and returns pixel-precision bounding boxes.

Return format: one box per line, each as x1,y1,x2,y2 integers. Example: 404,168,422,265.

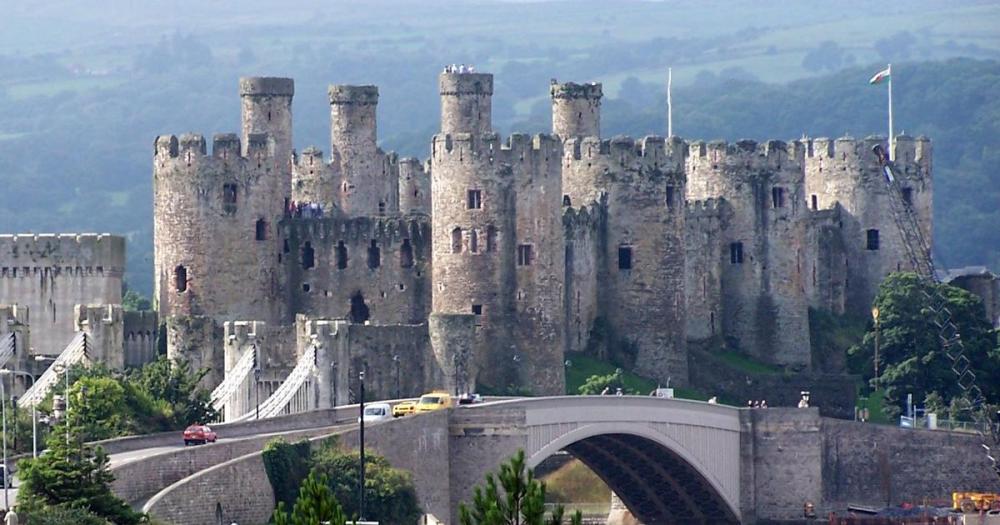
887,63,894,161
667,67,673,137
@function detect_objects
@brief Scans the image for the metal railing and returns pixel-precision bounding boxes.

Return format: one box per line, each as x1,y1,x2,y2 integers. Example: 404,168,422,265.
229,345,316,422
19,332,88,408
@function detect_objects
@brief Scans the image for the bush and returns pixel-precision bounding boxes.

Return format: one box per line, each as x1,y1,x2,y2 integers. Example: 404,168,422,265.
262,438,314,510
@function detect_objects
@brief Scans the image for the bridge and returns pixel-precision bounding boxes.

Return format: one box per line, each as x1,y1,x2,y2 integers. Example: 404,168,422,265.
77,396,999,525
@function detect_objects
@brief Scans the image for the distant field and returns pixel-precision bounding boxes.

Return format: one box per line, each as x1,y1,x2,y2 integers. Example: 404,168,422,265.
7,76,125,100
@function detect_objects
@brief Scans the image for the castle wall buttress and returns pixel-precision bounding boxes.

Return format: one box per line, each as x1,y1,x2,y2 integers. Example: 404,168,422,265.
563,204,602,357
685,199,724,342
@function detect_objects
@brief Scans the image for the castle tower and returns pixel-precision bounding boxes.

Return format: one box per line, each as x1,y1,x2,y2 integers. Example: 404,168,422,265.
803,135,932,311
439,71,493,134
550,80,602,139
329,85,395,216
239,77,294,162
399,157,430,215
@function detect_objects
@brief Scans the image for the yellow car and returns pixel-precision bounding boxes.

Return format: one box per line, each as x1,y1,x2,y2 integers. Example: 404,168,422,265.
392,400,417,418
413,391,454,413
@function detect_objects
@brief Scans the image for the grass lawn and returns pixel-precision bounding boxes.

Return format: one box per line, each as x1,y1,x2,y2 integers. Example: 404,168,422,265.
564,353,710,401
856,388,891,424
716,350,782,375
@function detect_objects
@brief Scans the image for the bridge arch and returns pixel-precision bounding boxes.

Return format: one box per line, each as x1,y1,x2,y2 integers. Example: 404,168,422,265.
529,423,739,524
469,397,741,524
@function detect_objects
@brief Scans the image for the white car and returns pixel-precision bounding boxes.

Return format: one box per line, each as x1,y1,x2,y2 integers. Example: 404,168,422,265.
358,403,393,423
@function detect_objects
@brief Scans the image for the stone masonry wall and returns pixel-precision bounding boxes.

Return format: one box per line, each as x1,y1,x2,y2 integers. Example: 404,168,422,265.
0,233,124,356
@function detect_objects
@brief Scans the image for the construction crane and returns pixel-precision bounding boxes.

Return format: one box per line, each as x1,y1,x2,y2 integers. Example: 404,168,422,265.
873,143,1000,481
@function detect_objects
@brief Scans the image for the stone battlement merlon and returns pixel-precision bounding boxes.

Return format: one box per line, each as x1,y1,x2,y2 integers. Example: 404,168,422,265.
549,80,603,100
225,320,265,344
564,135,687,169
239,77,295,97
0,233,125,269
685,198,725,218
562,201,605,232
328,85,379,105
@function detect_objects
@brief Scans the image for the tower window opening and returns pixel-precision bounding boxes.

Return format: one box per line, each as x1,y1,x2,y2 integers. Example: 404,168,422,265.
255,219,267,241
771,186,786,208
174,265,188,292
666,185,676,210
618,245,633,270
472,304,483,315
302,283,311,293
222,183,238,214
349,292,370,324
467,189,482,209
368,240,381,269
378,201,386,216
336,241,348,269
811,194,818,210
901,187,913,206
470,229,479,253
563,195,571,207
866,229,880,251
730,242,744,264
486,226,497,252
451,228,463,253
400,239,414,268
302,242,315,269
517,244,534,266
283,239,290,253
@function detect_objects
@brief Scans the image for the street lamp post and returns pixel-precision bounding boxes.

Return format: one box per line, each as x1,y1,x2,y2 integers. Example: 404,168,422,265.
872,307,881,381
392,355,400,399
1,373,8,510
358,368,366,521
1,370,37,458
254,368,262,420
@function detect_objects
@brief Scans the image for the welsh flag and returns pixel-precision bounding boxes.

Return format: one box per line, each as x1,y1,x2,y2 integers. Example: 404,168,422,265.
869,66,891,85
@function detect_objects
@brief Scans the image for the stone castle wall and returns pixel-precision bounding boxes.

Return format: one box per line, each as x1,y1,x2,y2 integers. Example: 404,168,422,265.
0,233,124,356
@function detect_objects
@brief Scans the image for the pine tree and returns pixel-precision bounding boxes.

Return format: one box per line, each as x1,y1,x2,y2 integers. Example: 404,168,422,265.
16,420,142,525
272,471,349,525
459,450,583,525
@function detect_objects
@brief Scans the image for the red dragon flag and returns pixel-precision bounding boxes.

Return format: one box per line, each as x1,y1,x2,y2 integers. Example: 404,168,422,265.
869,66,891,85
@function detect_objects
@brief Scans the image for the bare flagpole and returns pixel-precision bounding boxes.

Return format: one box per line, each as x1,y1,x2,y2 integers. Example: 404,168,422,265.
888,63,894,161
667,67,673,137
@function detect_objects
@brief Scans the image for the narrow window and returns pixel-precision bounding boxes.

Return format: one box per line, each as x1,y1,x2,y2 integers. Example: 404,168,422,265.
486,226,497,252
451,228,463,253
378,201,386,216
174,266,188,292
472,304,483,315
866,229,880,251
336,241,348,269
811,194,818,210
517,244,533,266
368,240,381,269
618,245,633,270
302,283,311,293
283,239,290,253
255,219,267,241
469,230,479,253
349,292,370,324
302,242,315,269
562,195,571,207
222,183,238,214
666,185,676,210
771,187,785,208
901,187,913,206
730,242,744,264
467,189,482,209
400,239,414,268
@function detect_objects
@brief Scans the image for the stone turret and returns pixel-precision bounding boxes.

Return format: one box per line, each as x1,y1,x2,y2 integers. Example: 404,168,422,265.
550,80,602,139
439,71,493,135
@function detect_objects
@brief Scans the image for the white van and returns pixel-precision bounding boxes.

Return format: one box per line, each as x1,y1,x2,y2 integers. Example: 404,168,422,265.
359,403,393,423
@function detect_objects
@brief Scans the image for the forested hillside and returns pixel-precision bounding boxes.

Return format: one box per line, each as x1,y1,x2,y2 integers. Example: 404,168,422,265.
1,1,997,295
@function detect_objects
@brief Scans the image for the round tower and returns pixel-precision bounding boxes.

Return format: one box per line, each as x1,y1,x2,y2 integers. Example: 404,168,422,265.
439,71,493,134
239,77,294,160
399,157,430,215
328,85,394,216
550,80,602,139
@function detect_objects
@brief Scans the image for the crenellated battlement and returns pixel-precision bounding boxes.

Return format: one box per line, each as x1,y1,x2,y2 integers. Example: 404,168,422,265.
688,138,805,168
0,305,29,327
432,132,562,165
438,72,493,96
565,135,688,171
685,198,726,218
75,304,123,327
156,132,276,162
239,77,294,97
562,200,605,233
550,81,602,100
0,233,125,271
329,85,378,105
225,320,265,345
281,215,431,246
293,146,338,168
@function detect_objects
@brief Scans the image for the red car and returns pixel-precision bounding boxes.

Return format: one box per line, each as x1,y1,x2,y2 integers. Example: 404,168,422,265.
183,424,217,446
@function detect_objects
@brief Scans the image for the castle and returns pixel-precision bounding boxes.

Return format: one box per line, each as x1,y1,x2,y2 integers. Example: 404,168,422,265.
145,69,932,400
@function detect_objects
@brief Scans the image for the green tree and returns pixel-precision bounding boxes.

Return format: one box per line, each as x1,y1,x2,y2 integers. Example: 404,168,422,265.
577,369,635,395
129,356,218,426
263,438,314,511
310,448,422,524
459,449,582,525
16,421,142,525
69,375,129,440
848,273,1000,414
272,471,349,525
